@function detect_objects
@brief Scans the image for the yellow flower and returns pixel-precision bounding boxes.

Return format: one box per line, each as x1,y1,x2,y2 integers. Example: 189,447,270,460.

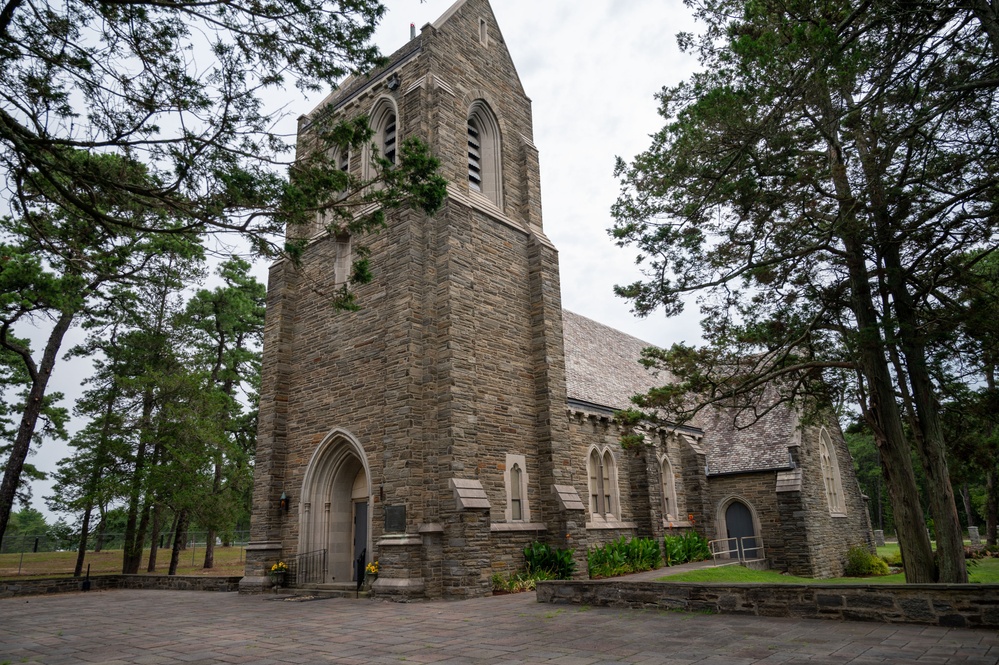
271,561,288,573
365,561,379,575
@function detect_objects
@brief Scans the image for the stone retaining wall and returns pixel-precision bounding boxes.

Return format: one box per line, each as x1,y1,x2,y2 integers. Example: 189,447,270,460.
536,580,999,628
1,575,242,598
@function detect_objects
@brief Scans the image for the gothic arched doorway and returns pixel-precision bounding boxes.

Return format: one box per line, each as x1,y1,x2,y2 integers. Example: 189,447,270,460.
719,498,761,560
299,429,371,582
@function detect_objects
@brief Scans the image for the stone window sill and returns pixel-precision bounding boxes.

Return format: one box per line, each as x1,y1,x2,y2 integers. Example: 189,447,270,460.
586,519,638,530
490,522,547,533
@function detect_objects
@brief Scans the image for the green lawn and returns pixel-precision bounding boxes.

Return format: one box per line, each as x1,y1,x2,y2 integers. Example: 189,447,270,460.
0,545,246,580
658,552,999,585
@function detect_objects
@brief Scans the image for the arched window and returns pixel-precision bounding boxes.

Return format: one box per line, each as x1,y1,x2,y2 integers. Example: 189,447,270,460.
467,101,501,206
510,464,523,521
587,447,619,520
365,99,398,179
660,456,677,520
504,453,530,522
819,428,846,515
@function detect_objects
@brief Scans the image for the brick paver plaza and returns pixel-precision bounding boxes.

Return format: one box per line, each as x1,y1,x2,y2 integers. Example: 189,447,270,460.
1,589,997,664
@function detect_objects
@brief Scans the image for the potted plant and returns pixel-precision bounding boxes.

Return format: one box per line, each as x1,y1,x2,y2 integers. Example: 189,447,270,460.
269,561,289,588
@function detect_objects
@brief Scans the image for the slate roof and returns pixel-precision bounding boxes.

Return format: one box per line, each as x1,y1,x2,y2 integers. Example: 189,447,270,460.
562,310,795,475
695,400,796,475
562,310,667,413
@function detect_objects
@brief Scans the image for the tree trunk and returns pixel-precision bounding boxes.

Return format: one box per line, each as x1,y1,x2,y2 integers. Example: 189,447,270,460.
0,309,75,543
168,509,189,576
987,465,998,547
202,455,224,570
146,503,164,573
830,164,937,581
122,390,153,574
203,529,216,569
881,243,967,583
961,484,976,529
74,503,93,578
94,513,106,553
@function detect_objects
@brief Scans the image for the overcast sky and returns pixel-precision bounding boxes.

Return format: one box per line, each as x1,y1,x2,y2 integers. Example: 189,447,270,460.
24,0,705,520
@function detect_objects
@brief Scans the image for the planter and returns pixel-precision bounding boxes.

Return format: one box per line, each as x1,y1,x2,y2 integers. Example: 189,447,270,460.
268,572,287,589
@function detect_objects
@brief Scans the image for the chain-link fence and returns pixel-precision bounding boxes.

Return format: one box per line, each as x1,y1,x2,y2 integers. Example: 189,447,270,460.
0,531,251,577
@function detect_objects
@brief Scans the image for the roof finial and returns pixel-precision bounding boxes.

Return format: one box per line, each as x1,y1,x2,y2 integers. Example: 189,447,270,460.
410,23,416,40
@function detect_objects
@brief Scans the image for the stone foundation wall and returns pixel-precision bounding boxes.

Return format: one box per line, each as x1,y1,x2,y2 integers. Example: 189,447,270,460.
1,575,242,598
537,580,999,628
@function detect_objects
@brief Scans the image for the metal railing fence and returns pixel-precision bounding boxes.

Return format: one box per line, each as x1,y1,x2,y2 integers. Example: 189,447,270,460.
290,548,328,586
708,536,766,563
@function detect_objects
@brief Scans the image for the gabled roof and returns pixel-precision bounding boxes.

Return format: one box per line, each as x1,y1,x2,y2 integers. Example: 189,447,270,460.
562,310,795,475
562,310,665,414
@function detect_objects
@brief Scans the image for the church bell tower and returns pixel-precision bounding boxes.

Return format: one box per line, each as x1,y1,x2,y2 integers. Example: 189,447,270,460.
241,0,587,599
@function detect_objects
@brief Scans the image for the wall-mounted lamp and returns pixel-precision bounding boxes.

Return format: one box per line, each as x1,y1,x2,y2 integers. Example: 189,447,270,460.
279,491,289,513
386,73,401,91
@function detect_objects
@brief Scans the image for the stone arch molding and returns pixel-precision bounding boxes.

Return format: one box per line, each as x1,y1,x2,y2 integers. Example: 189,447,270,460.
298,428,372,581
715,494,763,559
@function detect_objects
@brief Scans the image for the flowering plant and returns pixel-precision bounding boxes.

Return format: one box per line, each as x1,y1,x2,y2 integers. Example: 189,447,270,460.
270,561,289,574
365,560,379,576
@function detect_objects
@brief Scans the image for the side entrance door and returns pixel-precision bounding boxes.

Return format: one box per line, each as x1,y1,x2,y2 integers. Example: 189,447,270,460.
352,500,368,581
725,500,759,560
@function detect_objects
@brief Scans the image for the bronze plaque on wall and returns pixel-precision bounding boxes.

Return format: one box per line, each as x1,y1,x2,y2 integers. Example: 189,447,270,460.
384,505,406,533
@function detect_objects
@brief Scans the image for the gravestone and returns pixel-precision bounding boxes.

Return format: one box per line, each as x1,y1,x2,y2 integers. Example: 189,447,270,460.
874,529,885,547
969,526,981,545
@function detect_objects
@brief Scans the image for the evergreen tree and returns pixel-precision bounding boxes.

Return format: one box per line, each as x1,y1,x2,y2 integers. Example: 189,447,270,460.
611,1,998,582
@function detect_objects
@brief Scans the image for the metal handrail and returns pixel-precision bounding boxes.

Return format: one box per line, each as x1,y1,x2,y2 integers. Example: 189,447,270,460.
290,548,328,585
709,537,739,561
740,536,764,561
708,536,765,563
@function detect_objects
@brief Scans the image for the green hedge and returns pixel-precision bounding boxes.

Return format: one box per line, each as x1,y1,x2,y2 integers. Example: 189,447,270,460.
523,541,575,580
663,530,712,566
588,536,662,578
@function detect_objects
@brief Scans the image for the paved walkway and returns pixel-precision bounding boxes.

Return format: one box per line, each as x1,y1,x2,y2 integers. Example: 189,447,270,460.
1,587,997,664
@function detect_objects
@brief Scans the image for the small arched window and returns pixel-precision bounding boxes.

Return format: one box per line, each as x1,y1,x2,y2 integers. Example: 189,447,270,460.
467,101,501,207
660,456,677,520
504,453,529,522
510,463,523,521
819,428,846,516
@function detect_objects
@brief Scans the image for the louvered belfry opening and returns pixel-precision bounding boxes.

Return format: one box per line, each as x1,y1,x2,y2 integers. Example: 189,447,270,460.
467,117,482,191
383,113,397,164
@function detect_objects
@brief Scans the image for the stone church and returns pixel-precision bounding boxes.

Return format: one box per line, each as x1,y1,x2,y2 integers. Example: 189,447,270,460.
240,0,873,598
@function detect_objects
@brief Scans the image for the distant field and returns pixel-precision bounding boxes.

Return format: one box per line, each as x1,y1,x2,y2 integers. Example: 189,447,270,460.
0,545,246,580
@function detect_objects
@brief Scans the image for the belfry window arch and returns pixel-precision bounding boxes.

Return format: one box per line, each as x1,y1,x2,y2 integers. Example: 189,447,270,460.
819,427,847,516
365,97,399,179
467,100,502,207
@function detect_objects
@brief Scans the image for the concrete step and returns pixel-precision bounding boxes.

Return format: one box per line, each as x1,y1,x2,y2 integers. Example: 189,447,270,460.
292,582,370,598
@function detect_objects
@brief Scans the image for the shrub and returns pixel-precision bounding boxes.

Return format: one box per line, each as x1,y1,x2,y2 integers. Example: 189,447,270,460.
845,546,890,576
523,541,575,580
663,531,712,566
587,536,661,579
492,569,553,593
881,550,903,567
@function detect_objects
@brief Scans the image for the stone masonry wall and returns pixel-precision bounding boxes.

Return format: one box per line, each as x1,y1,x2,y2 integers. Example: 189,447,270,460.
705,473,789,571
2,575,242,598
538,580,999,629
796,421,875,578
